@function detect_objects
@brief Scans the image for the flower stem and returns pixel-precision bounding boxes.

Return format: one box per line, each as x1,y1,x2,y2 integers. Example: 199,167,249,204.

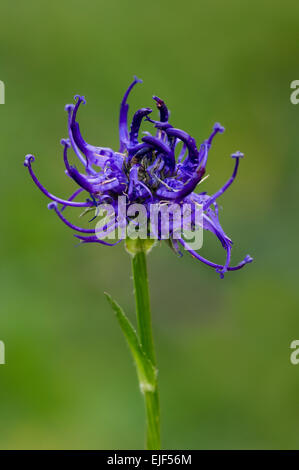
130,239,161,450
132,247,156,365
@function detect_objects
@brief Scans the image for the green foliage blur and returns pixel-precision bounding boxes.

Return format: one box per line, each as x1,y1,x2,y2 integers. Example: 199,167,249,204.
0,0,299,450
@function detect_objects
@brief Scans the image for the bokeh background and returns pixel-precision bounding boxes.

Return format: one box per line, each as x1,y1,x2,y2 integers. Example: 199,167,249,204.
1,0,299,450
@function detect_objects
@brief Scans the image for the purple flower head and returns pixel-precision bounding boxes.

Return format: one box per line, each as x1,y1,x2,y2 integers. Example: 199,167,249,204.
24,77,253,277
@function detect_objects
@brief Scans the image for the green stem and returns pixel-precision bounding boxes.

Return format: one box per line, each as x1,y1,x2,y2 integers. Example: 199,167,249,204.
130,239,161,450
132,248,156,365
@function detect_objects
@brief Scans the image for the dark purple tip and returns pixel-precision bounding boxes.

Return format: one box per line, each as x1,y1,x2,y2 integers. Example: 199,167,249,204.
74,95,86,105
24,154,35,167
216,268,226,279
65,104,74,112
133,75,143,84
48,202,57,210
231,151,244,159
214,122,225,133
60,138,71,147
152,96,164,107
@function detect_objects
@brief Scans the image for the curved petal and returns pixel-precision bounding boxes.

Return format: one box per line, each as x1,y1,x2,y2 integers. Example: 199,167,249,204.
178,237,253,276
165,128,198,163
24,155,92,207
69,95,114,170
129,107,152,146
156,167,205,201
48,201,117,234
74,234,122,246
61,139,98,193
152,96,169,122
142,135,175,174
197,123,225,168
119,76,142,152
61,188,84,212
204,152,244,210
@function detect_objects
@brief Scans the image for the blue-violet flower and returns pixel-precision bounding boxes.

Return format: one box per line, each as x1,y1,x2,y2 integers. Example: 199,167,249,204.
24,77,253,278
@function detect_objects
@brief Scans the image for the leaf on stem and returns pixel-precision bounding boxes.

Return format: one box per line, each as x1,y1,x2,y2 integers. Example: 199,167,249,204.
104,292,157,393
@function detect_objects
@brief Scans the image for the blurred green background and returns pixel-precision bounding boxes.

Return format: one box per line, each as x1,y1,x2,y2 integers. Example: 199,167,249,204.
0,0,299,450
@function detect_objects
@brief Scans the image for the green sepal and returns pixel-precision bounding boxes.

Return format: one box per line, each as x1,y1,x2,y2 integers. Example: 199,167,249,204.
125,237,157,256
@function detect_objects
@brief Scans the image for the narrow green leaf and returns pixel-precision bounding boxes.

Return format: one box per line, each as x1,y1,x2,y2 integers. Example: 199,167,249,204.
104,292,156,393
